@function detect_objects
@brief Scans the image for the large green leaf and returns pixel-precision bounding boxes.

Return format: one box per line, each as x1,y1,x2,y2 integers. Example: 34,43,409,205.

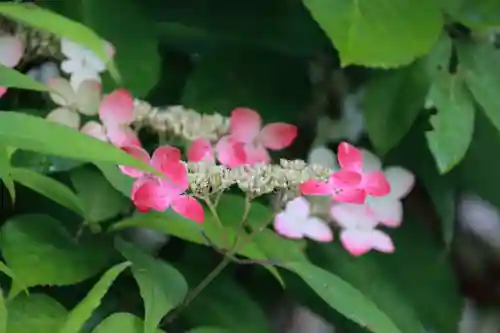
0,3,110,65
11,167,85,217
92,313,166,333
1,214,114,287
73,0,160,97
70,166,129,223
59,262,131,333
0,112,154,172
302,0,443,67
0,290,6,333
363,61,430,155
426,72,475,173
307,218,462,333
457,40,500,133
6,293,68,333
182,49,311,123
445,0,500,29
116,238,188,333
0,65,48,92
0,145,15,202
94,162,133,198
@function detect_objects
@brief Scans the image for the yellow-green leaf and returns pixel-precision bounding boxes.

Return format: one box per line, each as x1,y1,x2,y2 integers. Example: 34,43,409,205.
0,65,48,92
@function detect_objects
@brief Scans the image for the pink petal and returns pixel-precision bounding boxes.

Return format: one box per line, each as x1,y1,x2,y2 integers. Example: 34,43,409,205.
229,108,261,143
171,195,205,224
384,166,415,199
331,203,375,229
332,188,366,204
131,177,171,212
243,143,270,165
363,171,390,196
187,138,214,163
259,123,298,150
299,179,332,196
370,230,395,253
370,198,403,228
215,136,247,168
337,142,363,172
285,196,311,218
303,217,333,242
99,89,134,126
274,211,304,239
106,125,141,148
151,145,182,173
339,229,372,256
329,171,362,188
159,161,189,192
0,36,24,68
119,145,151,178
0,86,7,98
81,120,107,141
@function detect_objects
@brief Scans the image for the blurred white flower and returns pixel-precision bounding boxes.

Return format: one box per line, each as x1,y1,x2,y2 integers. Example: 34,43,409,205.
26,61,60,84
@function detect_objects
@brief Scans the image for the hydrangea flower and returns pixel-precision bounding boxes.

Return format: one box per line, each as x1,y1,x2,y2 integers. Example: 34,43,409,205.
60,38,114,90
187,138,215,163
0,36,24,97
120,145,205,224
274,196,333,242
46,78,140,148
300,142,390,204
216,108,297,167
330,203,394,256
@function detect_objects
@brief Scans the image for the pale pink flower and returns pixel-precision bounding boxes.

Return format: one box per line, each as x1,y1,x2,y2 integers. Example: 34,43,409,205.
274,196,333,242
216,108,297,166
360,149,415,227
330,203,394,256
300,142,390,204
120,145,204,224
187,138,215,163
0,36,25,97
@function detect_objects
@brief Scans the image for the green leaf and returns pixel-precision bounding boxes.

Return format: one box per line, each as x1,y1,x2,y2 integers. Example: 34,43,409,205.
0,3,110,65
6,293,68,333
446,0,500,29
0,65,48,92
0,290,6,333
457,40,500,133
115,238,188,333
307,218,462,333
1,214,114,287
182,49,310,123
363,61,430,155
59,262,131,333
94,162,133,198
70,166,129,223
302,0,443,67
11,167,85,217
0,112,154,172
178,263,273,333
426,72,475,173
187,328,231,333
93,313,166,333
289,262,406,333
0,145,15,202
75,0,160,97
425,34,453,78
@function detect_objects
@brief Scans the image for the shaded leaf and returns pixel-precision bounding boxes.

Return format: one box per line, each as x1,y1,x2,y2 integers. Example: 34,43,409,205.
116,238,188,333
92,313,166,333
6,293,68,333
1,214,114,287
458,40,500,133
363,61,430,154
187,328,231,333
445,0,500,29
95,162,133,198
59,262,131,333
426,72,475,173
11,167,85,217
302,0,442,67
70,166,129,223
0,112,155,173
0,290,6,333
